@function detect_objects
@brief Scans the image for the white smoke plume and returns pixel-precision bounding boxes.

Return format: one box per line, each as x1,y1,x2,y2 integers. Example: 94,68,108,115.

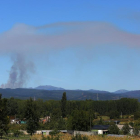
0,21,140,88
1,54,35,88
0,22,140,55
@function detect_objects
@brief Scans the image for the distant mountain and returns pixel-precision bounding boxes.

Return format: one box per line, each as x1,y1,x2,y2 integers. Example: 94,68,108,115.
0,88,140,101
1,86,140,101
0,88,119,100
35,85,65,90
114,89,129,94
119,90,140,98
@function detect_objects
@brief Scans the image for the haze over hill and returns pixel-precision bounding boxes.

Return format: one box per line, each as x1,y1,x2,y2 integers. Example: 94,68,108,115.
88,89,110,94
34,85,129,93
0,85,140,101
113,89,129,94
34,85,130,94
35,85,65,90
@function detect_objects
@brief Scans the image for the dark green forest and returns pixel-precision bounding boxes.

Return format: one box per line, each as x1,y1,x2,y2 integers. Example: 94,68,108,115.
7,95,139,118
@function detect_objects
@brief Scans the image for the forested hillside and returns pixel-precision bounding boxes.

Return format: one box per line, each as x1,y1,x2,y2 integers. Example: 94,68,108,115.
0,88,137,101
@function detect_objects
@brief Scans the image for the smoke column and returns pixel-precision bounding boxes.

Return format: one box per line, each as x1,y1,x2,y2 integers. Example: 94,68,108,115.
1,54,35,88
0,22,140,88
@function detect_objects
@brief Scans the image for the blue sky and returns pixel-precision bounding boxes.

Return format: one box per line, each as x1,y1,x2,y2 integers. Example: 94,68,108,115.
0,0,140,91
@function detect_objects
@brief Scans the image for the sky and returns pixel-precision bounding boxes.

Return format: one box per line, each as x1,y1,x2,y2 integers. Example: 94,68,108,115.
0,0,140,92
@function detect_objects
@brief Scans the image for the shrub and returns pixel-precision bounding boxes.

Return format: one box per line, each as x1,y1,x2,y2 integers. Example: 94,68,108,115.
13,130,20,137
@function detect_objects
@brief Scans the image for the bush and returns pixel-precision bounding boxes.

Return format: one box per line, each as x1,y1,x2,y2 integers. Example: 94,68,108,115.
13,130,20,137
129,121,134,127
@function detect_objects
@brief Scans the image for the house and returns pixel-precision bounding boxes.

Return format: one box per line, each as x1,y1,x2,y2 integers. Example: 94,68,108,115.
36,130,68,135
10,118,20,124
114,120,120,124
91,125,110,135
40,116,50,124
19,120,26,124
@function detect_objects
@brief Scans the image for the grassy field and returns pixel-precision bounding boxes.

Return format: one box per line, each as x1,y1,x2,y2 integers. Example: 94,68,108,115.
93,115,134,125
2,134,139,140
31,134,140,140
1,135,30,139
96,116,110,120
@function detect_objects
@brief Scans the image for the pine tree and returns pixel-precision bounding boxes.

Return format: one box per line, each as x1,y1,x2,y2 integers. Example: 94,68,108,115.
61,92,67,118
0,94,9,139
24,98,39,135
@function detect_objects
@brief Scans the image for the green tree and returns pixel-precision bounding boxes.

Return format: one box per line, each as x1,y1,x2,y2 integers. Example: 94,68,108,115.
0,94,9,139
46,108,62,130
24,98,39,135
17,100,26,119
98,117,104,125
109,110,119,119
36,99,46,117
122,123,130,135
133,119,140,135
44,107,67,130
108,124,119,134
133,126,139,136
7,97,18,116
61,92,67,118
134,111,140,120
68,110,94,131
117,98,139,115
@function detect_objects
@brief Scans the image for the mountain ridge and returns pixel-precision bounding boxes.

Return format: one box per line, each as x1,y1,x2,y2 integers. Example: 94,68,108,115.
34,85,129,93
35,85,65,90
0,85,139,101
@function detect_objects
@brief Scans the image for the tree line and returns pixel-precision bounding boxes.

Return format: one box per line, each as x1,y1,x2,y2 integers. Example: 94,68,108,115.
0,92,140,137
7,95,139,118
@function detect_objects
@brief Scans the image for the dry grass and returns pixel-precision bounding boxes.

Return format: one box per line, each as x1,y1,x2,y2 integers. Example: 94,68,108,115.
31,134,140,140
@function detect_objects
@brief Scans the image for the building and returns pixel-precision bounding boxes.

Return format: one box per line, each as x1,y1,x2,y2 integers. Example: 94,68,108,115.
91,125,110,135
